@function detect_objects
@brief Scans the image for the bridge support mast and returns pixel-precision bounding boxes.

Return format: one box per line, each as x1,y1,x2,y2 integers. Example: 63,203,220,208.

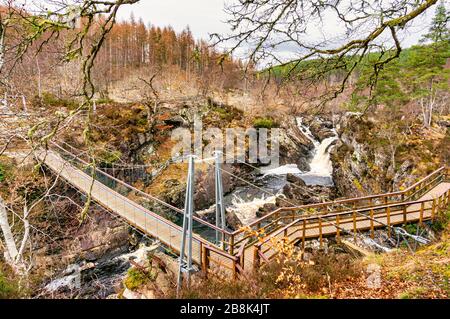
177,155,195,297
214,151,226,248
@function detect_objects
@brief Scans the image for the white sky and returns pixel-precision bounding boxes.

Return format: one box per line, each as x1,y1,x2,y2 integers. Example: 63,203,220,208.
117,0,230,41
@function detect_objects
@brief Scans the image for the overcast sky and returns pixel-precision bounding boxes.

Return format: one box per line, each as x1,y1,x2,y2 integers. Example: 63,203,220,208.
117,0,436,62
117,0,231,41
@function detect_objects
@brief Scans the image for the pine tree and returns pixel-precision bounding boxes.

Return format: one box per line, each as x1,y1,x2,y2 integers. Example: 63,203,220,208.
421,1,450,43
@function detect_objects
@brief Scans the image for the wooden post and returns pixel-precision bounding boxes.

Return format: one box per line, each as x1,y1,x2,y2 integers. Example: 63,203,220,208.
419,202,424,226
370,209,374,239
232,259,237,280
386,206,391,237
318,217,323,249
431,199,436,220
336,215,341,241
253,245,260,270
352,211,357,240
229,235,234,256
202,246,210,277
302,219,306,252
403,204,407,225
438,196,442,210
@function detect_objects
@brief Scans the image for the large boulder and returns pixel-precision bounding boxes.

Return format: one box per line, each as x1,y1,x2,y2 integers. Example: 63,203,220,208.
307,117,336,141
278,118,314,171
194,164,235,210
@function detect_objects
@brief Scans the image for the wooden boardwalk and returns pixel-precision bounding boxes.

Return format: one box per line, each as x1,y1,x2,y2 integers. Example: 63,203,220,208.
251,181,450,268
39,145,450,277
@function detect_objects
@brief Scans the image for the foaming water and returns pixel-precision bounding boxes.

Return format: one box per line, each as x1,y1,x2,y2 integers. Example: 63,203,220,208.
263,117,338,186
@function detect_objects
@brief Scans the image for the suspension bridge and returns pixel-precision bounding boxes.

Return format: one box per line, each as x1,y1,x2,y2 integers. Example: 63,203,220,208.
36,141,450,279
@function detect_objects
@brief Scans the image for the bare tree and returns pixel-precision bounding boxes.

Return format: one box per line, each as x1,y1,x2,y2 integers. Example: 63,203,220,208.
0,1,141,235
0,153,62,272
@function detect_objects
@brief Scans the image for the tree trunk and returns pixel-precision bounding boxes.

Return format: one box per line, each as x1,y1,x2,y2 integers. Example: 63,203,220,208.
36,57,42,99
0,20,5,71
16,205,30,262
0,197,19,263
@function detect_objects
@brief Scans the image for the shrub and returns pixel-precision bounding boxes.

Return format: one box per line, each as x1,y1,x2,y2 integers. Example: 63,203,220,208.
253,117,277,129
95,97,114,105
32,92,78,110
0,164,5,182
0,269,21,299
0,159,13,183
124,267,156,290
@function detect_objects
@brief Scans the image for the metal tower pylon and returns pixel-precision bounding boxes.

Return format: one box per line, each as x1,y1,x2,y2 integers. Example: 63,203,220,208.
177,155,195,296
214,150,226,247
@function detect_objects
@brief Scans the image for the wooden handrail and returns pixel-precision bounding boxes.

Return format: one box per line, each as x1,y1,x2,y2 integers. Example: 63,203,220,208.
258,193,447,248
237,167,445,232
230,167,447,251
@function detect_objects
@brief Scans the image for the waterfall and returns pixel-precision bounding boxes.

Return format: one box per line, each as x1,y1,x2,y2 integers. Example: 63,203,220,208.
308,135,337,176
296,117,338,185
296,117,319,147
263,117,338,186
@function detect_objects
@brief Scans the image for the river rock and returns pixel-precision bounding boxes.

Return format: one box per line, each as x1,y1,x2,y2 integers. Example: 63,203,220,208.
194,164,235,210
256,203,277,218
122,288,143,299
286,173,307,187
306,117,336,141
226,209,244,230
278,119,313,171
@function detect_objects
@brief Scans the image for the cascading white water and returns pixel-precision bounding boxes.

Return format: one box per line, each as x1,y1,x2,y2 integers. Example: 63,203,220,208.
296,117,320,147
308,135,337,176
263,117,338,186
226,117,338,226
296,117,338,185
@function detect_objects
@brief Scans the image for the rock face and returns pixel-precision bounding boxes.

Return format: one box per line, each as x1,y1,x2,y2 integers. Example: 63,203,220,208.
282,173,334,205
194,164,235,210
73,210,130,262
278,118,314,171
330,113,415,198
121,250,178,299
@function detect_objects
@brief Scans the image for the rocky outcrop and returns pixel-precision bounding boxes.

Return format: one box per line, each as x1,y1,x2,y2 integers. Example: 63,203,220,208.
194,164,235,210
121,250,177,299
330,113,416,198
282,173,335,205
278,118,314,171
305,117,336,141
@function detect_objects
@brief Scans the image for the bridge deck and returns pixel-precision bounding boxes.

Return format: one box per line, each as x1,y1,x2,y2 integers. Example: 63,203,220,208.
40,150,203,264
